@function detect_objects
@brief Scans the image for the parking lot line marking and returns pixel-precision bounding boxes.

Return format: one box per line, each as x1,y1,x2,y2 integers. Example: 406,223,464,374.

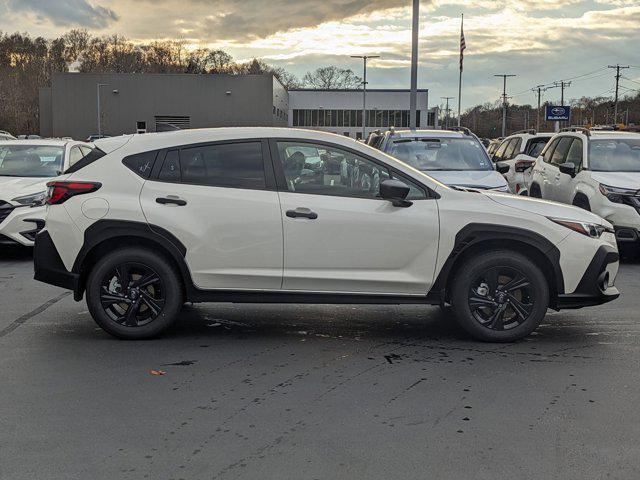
0,291,71,338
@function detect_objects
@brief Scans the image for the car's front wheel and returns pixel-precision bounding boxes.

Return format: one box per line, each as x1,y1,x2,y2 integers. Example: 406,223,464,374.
450,250,549,342
86,247,183,339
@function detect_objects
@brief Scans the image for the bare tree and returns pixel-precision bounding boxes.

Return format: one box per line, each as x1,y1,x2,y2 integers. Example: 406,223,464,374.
302,66,362,89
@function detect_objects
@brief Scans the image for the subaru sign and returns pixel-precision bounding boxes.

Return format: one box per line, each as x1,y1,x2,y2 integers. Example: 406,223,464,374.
546,105,571,121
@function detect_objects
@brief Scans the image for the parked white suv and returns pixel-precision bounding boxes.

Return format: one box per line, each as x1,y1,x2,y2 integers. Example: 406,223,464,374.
368,128,510,192
530,128,640,249
492,129,552,195
0,139,94,246
34,128,619,342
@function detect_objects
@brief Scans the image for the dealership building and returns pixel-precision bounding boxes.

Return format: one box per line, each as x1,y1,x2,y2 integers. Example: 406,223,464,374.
40,73,438,140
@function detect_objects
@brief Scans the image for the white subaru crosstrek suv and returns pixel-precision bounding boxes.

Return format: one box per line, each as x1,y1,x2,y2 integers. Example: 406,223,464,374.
530,128,640,250
33,128,619,342
491,129,552,195
0,139,95,246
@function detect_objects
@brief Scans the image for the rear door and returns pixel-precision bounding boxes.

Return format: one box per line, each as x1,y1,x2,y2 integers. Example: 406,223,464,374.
139,139,283,290
545,137,574,201
271,139,439,295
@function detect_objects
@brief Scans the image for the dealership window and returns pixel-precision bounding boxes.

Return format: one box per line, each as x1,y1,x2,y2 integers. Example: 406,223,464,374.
291,108,417,128
177,142,266,189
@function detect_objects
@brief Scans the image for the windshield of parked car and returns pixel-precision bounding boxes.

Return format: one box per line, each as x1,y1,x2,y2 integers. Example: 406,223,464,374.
589,139,640,172
386,137,493,171
0,145,64,177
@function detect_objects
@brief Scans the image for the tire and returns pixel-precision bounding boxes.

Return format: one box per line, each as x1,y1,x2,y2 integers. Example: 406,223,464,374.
86,247,183,339
572,196,591,211
529,184,541,198
450,250,550,342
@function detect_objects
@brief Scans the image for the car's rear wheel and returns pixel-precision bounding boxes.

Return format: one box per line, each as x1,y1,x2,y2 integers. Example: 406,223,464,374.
86,247,183,339
450,250,549,342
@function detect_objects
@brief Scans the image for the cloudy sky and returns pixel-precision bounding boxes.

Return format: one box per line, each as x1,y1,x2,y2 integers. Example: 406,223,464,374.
1,0,639,110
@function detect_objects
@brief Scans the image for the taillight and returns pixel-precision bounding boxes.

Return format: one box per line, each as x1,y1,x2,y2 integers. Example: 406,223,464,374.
46,181,102,205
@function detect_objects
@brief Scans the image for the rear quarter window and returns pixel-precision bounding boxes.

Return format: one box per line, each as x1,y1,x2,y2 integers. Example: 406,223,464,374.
122,151,159,179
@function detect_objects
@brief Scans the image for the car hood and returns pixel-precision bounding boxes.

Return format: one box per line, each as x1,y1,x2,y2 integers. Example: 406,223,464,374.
424,170,507,189
0,176,49,202
590,171,640,191
483,191,611,226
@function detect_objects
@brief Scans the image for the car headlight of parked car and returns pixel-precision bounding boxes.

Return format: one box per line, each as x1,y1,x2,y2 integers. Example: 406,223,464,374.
548,217,614,239
12,191,47,207
598,184,639,204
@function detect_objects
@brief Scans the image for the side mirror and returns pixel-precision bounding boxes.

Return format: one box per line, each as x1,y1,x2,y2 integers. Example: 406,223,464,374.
380,179,412,207
559,162,576,177
496,162,510,174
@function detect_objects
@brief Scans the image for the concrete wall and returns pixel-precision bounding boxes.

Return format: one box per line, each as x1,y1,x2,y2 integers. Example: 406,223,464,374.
46,73,286,140
288,89,436,139
38,87,53,138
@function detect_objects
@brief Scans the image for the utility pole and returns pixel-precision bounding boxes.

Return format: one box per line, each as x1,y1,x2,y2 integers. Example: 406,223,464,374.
441,97,454,129
351,55,380,139
551,80,571,130
608,64,629,125
409,0,420,129
494,74,516,137
532,84,545,132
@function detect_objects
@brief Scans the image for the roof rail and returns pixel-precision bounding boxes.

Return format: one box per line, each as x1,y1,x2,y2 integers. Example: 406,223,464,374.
560,126,590,136
447,126,473,136
513,128,537,135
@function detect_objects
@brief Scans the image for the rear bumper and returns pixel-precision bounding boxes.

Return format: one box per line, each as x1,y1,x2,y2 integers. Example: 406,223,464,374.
33,230,79,294
555,244,620,309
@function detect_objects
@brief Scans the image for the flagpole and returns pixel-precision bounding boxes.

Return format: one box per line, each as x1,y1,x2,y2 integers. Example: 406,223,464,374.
457,13,464,127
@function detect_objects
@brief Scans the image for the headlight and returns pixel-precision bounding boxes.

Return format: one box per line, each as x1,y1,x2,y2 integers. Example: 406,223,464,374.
599,184,638,204
548,217,614,239
11,191,47,207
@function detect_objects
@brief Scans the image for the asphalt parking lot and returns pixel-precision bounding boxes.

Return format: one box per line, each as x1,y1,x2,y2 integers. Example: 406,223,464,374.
1,246,640,480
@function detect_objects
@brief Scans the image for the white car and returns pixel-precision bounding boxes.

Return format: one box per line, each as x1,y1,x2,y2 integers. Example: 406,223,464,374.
492,130,552,195
368,128,510,192
34,128,619,342
0,139,94,246
530,128,640,249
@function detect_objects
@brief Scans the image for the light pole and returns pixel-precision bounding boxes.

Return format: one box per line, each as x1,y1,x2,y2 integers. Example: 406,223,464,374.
351,55,380,139
409,0,420,129
96,83,109,137
494,74,516,137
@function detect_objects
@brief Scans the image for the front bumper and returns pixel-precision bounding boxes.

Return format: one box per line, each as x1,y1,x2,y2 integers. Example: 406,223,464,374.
33,230,80,293
0,204,46,246
555,244,620,309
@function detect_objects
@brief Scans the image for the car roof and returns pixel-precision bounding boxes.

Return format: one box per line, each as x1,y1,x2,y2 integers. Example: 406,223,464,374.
587,131,640,140
0,139,73,147
386,129,468,139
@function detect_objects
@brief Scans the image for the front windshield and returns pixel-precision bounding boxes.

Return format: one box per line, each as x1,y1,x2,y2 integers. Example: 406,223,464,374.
0,145,64,177
387,137,493,171
589,139,640,172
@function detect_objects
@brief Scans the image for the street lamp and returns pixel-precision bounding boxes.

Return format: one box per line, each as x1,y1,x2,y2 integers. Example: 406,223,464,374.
351,55,380,139
96,83,109,137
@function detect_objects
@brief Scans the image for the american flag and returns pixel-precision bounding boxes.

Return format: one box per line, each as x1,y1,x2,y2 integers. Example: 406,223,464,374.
459,15,466,72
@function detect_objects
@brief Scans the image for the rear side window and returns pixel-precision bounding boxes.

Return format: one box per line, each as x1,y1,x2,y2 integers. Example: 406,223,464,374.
158,150,181,182
178,142,265,189
526,138,549,157
64,147,106,174
123,151,158,179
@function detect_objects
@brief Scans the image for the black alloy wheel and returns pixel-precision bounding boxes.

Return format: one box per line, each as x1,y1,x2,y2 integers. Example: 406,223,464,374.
99,262,165,327
468,266,534,331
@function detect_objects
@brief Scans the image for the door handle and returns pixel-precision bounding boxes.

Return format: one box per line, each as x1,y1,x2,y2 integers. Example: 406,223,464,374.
156,196,187,206
286,207,318,220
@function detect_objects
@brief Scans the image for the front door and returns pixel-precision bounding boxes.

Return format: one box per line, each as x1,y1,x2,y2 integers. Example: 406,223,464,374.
271,139,440,295
140,139,283,290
